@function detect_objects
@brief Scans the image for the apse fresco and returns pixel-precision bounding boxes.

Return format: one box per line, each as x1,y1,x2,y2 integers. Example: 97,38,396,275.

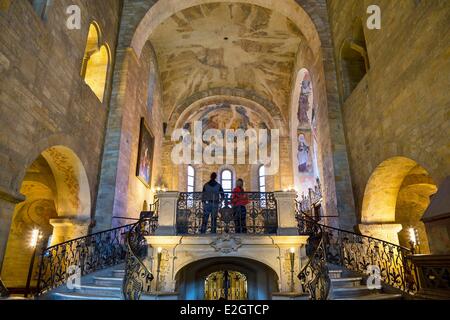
184,103,270,133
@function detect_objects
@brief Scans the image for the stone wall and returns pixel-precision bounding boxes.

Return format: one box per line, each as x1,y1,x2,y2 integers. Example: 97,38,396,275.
0,0,121,265
95,41,164,230
327,0,450,222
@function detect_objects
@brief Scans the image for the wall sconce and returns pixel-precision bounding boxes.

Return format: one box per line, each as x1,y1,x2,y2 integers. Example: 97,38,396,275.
155,247,163,292
26,229,42,297
408,227,420,254
289,247,296,292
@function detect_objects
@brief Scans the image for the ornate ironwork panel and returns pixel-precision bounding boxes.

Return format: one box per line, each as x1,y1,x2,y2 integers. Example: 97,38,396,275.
122,217,158,300
176,192,277,235
37,201,159,296
296,197,419,300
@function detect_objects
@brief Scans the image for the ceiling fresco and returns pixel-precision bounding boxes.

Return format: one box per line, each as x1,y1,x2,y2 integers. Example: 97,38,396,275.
149,3,303,119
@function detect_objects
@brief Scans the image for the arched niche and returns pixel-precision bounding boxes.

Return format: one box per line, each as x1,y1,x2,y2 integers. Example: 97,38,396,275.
360,156,437,250
290,68,320,195
0,146,91,289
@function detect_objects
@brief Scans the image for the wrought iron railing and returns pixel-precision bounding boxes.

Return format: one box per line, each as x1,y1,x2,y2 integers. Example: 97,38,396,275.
36,223,134,295
122,214,158,300
297,207,330,300
176,192,277,235
296,199,419,300
36,202,160,296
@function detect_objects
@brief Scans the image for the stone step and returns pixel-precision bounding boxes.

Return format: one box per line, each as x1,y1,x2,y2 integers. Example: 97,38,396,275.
328,270,343,279
51,292,121,301
330,286,379,299
68,284,122,297
330,277,363,288
334,293,403,301
93,276,123,287
112,270,125,278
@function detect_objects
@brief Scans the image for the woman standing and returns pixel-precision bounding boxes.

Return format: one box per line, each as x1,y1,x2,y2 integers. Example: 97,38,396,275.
231,179,249,233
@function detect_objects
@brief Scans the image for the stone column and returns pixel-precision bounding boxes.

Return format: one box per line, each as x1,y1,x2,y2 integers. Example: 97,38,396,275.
0,188,24,268
145,236,182,293
274,191,298,236
49,217,91,245
155,191,179,236
358,223,403,245
273,236,309,294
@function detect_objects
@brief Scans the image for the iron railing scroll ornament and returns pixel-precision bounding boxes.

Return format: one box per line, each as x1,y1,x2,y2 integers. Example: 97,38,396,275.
176,192,277,235
122,210,158,300
36,201,159,297
296,201,330,300
296,195,419,300
37,223,135,295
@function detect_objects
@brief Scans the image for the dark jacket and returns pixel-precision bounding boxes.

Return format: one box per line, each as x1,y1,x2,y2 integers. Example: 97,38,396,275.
202,180,225,203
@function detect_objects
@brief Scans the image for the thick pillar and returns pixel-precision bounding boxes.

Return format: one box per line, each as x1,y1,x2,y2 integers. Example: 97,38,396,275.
421,177,450,255
155,191,179,236
274,191,298,236
49,217,91,245
0,188,24,269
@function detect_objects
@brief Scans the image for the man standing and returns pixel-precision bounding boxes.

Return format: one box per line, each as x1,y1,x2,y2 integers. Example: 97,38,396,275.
201,172,224,234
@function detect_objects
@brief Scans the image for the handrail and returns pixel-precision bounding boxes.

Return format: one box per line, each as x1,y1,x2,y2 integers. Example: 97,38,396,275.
122,199,159,300
122,216,158,300
36,200,160,296
296,199,419,298
297,211,330,300
36,222,136,295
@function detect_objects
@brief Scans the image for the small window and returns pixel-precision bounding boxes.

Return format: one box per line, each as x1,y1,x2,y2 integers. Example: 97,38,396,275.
81,23,110,103
187,165,195,193
221,169,233,193
258,165,266,193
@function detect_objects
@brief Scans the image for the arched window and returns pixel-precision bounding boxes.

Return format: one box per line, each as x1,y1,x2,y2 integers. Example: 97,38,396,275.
221,169,233,193
28,0,50,20
258,165,266,193
187,165,195,193
340,20,370,101
81,23,110,103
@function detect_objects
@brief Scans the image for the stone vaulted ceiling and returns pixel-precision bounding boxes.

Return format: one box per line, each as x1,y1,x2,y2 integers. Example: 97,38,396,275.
149,3,304,119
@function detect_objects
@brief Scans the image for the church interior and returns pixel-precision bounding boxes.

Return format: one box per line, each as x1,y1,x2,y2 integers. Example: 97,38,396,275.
0,0,449,301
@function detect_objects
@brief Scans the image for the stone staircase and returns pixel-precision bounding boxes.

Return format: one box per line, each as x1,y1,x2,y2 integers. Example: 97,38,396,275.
40,265,126,300
328,265,403,300
35,263,404,300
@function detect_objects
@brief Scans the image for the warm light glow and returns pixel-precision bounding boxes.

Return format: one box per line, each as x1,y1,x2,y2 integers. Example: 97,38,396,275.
408,228,417,246
290,247,296,254
30,229,40,248
157,247,163,254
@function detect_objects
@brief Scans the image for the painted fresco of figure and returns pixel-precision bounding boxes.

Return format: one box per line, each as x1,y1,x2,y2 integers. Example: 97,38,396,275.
298,79,312,126
297,134,310,173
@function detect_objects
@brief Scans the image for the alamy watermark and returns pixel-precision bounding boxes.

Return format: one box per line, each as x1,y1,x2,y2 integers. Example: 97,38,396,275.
171,121,280,175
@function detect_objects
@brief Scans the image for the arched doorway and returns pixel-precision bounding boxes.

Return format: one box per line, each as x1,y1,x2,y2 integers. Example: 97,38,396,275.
360,157,437,252
204,270,248,300
0,146,91,292
176,257,278,300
